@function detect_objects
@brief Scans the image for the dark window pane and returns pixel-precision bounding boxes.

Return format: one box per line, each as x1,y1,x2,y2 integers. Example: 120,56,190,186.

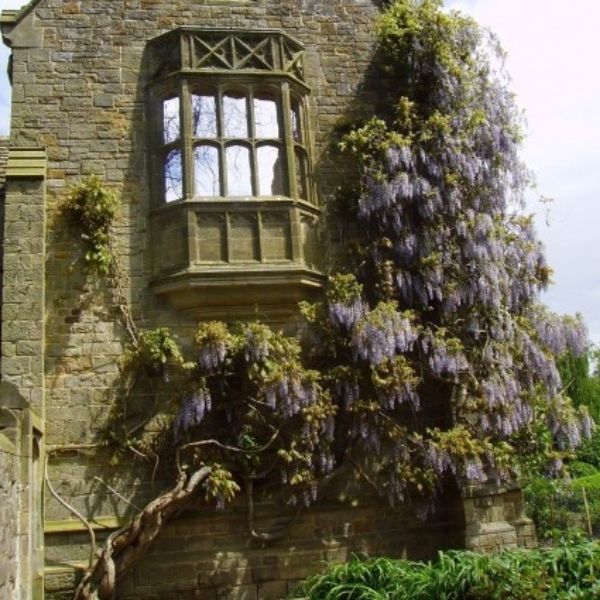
226,145,252,196
291,99,302,142
194,145,220,197
295,149,307,200
192,94,217,138
257,145,285,196
164,148,183,202
223,92,248,138
163,96,180,144
254,93,279,138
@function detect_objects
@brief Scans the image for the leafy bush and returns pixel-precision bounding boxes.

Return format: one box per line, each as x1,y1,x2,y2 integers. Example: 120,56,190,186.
558,349,600,420
574,429,600,469
524,473,600,539
289,541,600,599
571,474,600,493
569,461,599,478
523,477,572,540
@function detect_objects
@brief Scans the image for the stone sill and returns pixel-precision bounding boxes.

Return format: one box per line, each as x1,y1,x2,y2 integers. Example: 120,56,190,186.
151,265,326,319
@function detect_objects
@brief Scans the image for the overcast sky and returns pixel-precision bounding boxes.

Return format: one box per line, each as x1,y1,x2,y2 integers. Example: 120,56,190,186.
446,0,600,345
1,0,599,343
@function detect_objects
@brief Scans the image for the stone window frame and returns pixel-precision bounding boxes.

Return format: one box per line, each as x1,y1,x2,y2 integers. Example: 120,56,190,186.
154,78,313,205
145,29,325,317
147,28,316,208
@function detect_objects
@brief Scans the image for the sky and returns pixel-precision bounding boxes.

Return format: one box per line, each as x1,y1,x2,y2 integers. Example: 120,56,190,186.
445,0,600,345
0,0,599,342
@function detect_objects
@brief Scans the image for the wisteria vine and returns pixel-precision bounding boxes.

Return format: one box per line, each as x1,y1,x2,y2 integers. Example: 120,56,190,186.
305,0,592,504
117,0,591,518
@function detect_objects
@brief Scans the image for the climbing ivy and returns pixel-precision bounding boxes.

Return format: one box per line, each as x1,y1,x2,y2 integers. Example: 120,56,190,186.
63,174,119,275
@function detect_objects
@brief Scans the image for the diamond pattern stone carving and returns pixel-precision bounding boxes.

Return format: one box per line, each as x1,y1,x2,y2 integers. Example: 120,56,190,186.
181,30,306,83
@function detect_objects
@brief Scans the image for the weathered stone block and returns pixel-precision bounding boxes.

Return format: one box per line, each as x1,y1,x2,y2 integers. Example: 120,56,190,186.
257,580,289,600
217,584,257,600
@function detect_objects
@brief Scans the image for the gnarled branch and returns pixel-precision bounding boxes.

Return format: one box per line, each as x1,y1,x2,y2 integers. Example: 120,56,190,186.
73,465,212,600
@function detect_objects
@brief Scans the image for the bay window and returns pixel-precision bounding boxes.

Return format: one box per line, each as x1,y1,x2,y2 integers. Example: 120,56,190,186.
147,29,324,317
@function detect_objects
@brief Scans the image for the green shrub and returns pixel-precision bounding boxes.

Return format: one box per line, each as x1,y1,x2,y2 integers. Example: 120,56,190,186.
523,477,571,539
571,474,600,493
574,429,600,469
569,461,599,478
63,175,119,275
289,541,600,600
524,473,600,539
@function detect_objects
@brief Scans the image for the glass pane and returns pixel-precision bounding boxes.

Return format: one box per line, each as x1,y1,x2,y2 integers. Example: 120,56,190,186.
291,99,302,142
163,96,180,144
223,92,248,138
192,94,218,138
257,145,285,196
254,93,279,138
226,145,252,196
295,149,307,200
164,149,183,202
194,145,220,197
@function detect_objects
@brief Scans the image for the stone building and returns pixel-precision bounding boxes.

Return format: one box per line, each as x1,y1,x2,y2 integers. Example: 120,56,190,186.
0,1,536,599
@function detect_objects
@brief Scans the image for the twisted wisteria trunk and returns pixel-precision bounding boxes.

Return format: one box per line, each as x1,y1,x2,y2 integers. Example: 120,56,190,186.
73,466,211,600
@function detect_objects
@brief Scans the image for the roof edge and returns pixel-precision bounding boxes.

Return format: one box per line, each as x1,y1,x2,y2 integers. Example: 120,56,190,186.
1,0,40,36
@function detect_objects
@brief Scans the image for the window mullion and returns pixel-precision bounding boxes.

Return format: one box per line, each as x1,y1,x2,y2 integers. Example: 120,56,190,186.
302,97,317,205
248,89,259,196
180,80,194,199
218,87,227,197
281,82,298,200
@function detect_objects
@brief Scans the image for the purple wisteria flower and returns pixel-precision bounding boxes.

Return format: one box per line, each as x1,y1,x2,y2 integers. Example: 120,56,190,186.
197,342,226,371
244,325,271,363
351,304,418,366
264,376,318,418
329,297,366,329
173,386,212,440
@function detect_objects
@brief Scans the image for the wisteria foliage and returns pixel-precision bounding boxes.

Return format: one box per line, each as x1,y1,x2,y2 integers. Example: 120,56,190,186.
121,0,591,514
170,322,336,508
314,0,592,502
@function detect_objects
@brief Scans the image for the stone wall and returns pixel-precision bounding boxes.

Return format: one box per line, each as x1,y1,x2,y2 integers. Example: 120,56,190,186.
44,493,466,600
463,483,537,553
0,428,20,600
2,0,382,452
0,381,44,600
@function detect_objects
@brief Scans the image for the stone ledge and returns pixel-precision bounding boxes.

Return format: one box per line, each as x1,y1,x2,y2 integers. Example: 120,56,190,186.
6,147,47,179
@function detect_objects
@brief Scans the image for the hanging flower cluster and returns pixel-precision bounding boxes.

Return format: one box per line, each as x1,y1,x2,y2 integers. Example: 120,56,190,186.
173,382,212,440
121,0,593,517
301,0,593,499
195,321,230,372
